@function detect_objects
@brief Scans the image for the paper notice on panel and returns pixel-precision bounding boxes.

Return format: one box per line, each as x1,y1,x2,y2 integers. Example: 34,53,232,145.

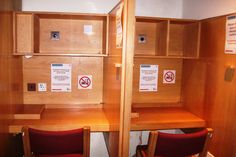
139,65,158,92
51,64,72,92
225,15,236,54
116,2,124,48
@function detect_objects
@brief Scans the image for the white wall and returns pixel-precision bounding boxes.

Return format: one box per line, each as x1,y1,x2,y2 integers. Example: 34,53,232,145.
135,0,183,18
22,0,184,18
22,0,119,13
183,0,236,19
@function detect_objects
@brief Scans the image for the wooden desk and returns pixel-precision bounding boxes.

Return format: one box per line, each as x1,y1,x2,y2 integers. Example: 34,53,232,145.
131,107,205,131
9,108,111,133
9,107,205,133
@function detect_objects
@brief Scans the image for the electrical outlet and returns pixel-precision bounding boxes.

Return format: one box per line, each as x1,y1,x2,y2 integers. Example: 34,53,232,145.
27,83,36,91
38,83,47,92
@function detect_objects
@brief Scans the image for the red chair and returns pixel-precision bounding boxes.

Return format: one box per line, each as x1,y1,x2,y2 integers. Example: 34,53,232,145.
22,126,90,157
136,128,213,157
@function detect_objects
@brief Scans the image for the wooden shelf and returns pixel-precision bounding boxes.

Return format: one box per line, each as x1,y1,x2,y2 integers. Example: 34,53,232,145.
14,12,108,56
15,53,108,57
14,104,45,120
168,20,200,58
134,17,200,59
134,55,198,59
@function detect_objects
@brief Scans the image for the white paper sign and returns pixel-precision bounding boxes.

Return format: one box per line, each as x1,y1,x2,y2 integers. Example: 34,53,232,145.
51,64,72,92
84,25,93,35
163,70,176,84
78,75,92,89
225,15,236,54
116,2,124,48
139,65,158,92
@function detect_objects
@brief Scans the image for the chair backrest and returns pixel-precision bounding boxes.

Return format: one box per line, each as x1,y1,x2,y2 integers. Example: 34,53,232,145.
22,126,90,157
146,128,213,157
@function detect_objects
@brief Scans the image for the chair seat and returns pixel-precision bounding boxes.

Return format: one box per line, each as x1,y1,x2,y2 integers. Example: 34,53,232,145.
36,154,83,157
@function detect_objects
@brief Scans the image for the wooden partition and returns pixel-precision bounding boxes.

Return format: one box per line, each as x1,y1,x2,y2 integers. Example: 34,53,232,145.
0,0,23,156
103,3,123,157
182,14,236,156
23,56,103,106
103,0,135,156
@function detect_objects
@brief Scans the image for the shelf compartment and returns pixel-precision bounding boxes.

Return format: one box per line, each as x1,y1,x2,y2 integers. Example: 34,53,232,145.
135,17,168,56
34,13,108,55
168,20,200,58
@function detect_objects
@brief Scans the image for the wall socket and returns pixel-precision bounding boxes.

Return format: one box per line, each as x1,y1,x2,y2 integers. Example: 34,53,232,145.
38,83,47,92
27,83,36,91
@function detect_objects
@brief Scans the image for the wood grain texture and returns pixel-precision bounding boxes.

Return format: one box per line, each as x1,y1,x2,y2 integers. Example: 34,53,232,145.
15,13,33,54
131,107,205,131
39,17,105,54
132,58,183,104
197,15,236,157
0,0,23,156
168,21,200,58
135,20,168,56
23,56,103,105
14,104,44,119
119,0,135,156
9,108,110,133
103,3,123,157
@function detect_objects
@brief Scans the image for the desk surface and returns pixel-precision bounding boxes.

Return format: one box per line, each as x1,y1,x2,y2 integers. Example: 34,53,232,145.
9,107,205,133
131,107,205,130
9,108,111,133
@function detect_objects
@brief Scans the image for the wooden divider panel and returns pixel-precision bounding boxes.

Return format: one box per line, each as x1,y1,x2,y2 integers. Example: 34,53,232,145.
15,13,33,54
0,0,23,156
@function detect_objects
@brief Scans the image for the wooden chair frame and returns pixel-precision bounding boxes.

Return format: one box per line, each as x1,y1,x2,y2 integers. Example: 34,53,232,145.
22,126,90,157
136,128,213,157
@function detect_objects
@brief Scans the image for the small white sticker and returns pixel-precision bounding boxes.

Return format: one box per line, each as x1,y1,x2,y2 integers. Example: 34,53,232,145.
163,70,176,84
84,25,93,35
78,75,92,89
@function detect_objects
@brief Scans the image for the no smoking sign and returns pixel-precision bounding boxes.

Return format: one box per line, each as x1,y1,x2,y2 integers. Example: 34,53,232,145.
78,75,92,89
163,70,176,84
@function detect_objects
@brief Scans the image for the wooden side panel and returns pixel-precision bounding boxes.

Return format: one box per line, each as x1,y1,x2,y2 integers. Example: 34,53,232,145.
39,18,104,54
183,15,236,156
15,13,33,54
168,22,199,58
168,24,184,56
200,16,236,157
0,0,23,156
23,56,103,105
183,23,200,57
181,59,207,118
156,21,168,56
132,58,183,104
103,4,122,156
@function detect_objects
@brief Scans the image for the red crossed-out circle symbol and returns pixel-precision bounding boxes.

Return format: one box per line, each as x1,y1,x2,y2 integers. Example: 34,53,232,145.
164,71,175,82
79,76,91,88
